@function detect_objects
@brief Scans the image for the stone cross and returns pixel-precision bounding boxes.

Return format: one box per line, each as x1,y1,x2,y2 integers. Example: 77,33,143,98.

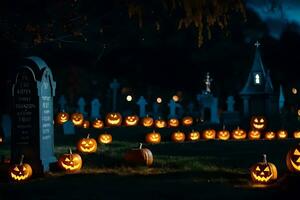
136,96,147,117
254,41,261,48
77,97,87,117
226,96,235,112
168,99,179,118
90,98,101,119
58,95,67,111
110,79,120,111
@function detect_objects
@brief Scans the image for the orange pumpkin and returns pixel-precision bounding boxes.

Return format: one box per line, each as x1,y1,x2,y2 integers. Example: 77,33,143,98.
203,129,216,139
155,118,167,128
293,131,300,139
277,130,288,139
249,130,261,140
71,113,84,126
286,144,300,173
265,131,276,140
145,131,161,144
124,143,153,166
217,126,230,140
98,133,113,144
92,119,104,129
125,115,139,126
56,111,69,124
58,148,82,172
187,130,200,141
168,118,179,128
77,134,97,153
142,116,154,127
182,116,193,126
250,116,266,130
105,112,122,126
171,131,185,142
232,127,247,140
9,155,32,182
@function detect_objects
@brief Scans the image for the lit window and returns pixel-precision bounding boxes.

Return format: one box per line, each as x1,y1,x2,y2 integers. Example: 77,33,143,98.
254,73,260,85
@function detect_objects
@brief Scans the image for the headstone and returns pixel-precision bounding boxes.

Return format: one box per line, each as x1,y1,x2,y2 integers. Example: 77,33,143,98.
58,95,67,111
196,93,220,124
152,102,160,119
136,96,147,117
63,121,75,135
110,79,120,111
168,99,179,118
226,96,235,112
90,98,101,119
11,56,57,174
1,114,11,140
77,97,87,117
187,102,194,115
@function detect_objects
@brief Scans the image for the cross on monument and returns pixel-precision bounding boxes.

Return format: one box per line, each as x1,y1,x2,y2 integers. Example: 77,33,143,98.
110,79,120,112
254,41,261,48
204,72,213,94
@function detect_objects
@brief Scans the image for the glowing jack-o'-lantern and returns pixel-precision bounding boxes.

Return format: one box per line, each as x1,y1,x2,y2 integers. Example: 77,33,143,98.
168,118,179,127
171,131,185,142
182,116,193,126
77,134,97,153
82,120,90,129
125,115,139,126
250,116,266,130
293,131,300,139
58,148,82,172
92,119,104,129
71,113,84,126
250,154,278,184
142,116,154,127
98,133,112,144
9,155,32,182
105,112,122,126
145,131,161,144
232,127,247,140
155,118,167,128
203,129,216,139
265,131,275,140
286,144,300,173
217,126,230,140
188,130,200,141
124,143,153,166
249,130,261,140
277,130,288,139
56,111,69,124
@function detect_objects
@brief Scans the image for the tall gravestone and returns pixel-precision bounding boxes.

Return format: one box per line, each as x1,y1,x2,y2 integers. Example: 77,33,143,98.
136,96,147,117
58,95,67,111
90,98,101,119
77,97,87,117
12,56,57,174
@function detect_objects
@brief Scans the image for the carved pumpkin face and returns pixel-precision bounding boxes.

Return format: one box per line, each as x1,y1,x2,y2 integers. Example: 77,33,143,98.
286,144,300,172
71,113,84,126
82,120,90,129
217,130,230,140
249,130,261,140
98,133,112,144
250,155,277,184
203,129,216,139
168,118,179,127
145,131,161,144
232,127,247,140
58,150,82,172
77,135,97,153
265,131,275,140
125,115,139,126
142,116,154,127
277,130,288,139
56,111,69,124
188,130,200,141
171,131,185,142
92,119,104,129
250,116,266,130
182,116,193,126
106,112,122,126
9,163,32,181
293,131,300,139
155,119,167,128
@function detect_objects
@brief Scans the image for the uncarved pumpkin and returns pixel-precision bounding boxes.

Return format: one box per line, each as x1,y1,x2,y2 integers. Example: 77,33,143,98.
124,143,153,166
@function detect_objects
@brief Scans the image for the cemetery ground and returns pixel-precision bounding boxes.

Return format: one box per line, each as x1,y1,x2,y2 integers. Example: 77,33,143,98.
0,126,300,200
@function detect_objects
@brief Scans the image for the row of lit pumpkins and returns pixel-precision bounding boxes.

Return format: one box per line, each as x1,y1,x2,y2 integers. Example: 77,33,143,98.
146,129,300,143
56,111,194,128
9,143,300,185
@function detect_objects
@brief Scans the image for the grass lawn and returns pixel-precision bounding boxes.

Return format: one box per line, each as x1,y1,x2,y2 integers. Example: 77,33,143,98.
0,126,299,200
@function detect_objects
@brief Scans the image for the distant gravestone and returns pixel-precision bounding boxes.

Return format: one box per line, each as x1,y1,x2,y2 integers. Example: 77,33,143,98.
1,114,11,140
152,102,160,119
110,79,120,112
226,96,235,112
77,97,87,117
11,56,57,174
168,100,179,118
90,98,101,119
58,95,67,111
136,96,147,117
187,102,194,115
63,121,75,135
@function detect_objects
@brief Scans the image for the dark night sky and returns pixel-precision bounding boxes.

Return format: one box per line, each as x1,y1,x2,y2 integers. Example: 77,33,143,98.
1,0,300,112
